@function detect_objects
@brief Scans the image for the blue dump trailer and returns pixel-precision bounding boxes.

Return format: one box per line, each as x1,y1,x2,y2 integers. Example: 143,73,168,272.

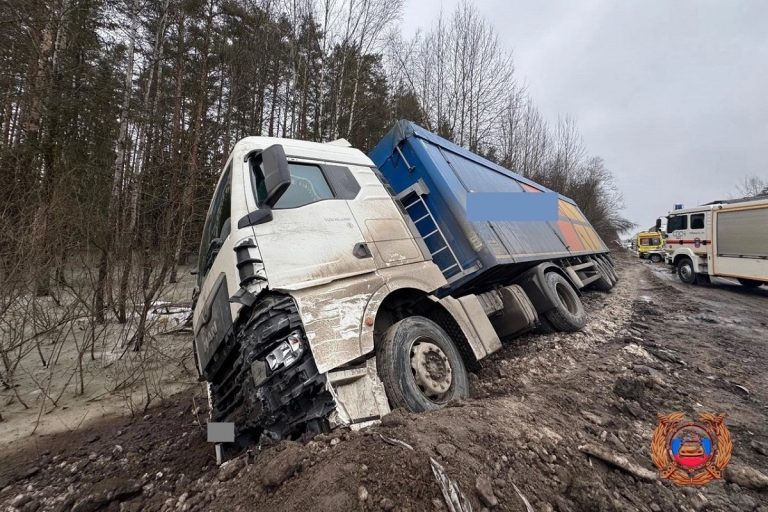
369,120,614,300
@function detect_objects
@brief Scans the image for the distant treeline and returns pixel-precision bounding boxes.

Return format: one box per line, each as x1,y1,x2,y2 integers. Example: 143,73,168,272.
0,0,631,312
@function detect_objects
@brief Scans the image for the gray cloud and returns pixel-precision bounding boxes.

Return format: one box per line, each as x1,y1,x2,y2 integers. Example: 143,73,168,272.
402,0,768,229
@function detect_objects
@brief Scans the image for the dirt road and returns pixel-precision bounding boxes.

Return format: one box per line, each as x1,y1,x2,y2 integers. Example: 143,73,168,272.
2,253,767,512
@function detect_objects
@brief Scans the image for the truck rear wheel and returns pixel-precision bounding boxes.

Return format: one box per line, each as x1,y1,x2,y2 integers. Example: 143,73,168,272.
676,257,696,284
543,272,586,332
590,258,614,292
597,255,618,283
738,278,764,289
649,253,663,263
376,316,469,412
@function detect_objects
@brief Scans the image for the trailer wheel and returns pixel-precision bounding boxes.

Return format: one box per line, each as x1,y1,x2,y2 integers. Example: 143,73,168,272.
377,316,469,412
676,257,696,284
590,259,614,292
598,255,619,283
543,272,586,332
649,253,663,263
738,278,764,289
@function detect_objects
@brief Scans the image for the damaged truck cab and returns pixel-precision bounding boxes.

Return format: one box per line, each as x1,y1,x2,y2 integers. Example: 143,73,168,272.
193,121,616,449
193,135,500,445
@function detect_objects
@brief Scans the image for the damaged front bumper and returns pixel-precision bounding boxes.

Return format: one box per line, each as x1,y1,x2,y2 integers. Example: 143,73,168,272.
250,340,392,439
249,337,336,439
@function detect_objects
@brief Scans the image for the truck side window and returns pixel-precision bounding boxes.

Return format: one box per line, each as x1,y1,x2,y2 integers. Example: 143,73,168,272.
251,160,334,209
198,164,232,280
691,213,705,229
668,215,688,231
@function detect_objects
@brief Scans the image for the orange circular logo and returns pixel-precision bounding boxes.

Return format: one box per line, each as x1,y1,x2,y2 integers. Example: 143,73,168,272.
651,412,732,486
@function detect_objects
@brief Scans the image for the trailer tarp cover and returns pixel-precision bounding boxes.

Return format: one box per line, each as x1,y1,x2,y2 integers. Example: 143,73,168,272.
369,120,609,294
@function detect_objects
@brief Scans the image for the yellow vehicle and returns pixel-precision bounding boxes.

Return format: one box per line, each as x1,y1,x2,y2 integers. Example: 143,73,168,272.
636,231,665,262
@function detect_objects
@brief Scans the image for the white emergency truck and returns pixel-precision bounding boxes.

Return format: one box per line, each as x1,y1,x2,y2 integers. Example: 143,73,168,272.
663,198,768,287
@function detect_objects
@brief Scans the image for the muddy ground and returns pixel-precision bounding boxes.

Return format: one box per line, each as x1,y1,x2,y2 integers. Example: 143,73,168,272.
1,252,767,512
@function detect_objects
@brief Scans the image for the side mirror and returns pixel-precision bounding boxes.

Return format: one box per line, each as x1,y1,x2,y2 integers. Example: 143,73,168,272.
246,144,291,208
655,218,662,231
238,207,273,228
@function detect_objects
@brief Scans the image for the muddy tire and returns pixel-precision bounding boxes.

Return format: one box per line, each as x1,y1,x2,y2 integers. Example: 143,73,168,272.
542,272,586,332
590,258,614,292
598,255,619,283
377,316,469,412
738,278,764,289
649,253,663,263
676,257,696,284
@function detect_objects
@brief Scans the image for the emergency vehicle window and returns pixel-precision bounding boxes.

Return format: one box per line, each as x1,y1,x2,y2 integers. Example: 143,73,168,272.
691,213,705,229
668,215,688,231
640,238,650,246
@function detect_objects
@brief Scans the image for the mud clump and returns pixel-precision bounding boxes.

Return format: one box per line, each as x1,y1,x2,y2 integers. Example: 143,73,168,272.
612,375,648,401
259,442,308,488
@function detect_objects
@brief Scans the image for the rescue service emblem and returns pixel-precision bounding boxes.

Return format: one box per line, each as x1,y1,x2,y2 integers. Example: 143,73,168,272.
651,412,732,485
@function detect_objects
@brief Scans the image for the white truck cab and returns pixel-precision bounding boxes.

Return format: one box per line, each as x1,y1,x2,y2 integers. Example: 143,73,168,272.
664,198,768,287
192,137,509,449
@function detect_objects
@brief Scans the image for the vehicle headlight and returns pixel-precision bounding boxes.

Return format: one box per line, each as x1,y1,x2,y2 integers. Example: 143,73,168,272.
265,331,305,371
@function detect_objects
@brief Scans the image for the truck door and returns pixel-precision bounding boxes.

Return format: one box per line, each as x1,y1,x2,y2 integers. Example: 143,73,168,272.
249,160,378,290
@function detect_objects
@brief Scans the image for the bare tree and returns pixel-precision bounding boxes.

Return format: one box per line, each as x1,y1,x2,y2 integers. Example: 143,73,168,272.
735,175,768,198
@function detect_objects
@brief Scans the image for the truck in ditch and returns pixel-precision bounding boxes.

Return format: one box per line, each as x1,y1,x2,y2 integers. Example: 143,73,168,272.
192,120,617,453
663,197,768,287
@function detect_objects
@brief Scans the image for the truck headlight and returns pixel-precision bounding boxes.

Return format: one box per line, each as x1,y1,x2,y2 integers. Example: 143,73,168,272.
265,331,305,371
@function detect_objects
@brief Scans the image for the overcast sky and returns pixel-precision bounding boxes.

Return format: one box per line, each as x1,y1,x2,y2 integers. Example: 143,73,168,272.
400,0,768,231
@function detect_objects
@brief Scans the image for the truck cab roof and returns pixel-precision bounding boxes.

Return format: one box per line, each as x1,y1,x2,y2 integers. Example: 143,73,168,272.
231,136,374,168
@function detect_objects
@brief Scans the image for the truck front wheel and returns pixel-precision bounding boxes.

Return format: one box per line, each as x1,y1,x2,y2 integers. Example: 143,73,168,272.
377,316,469,412
676,258,696,284
543,272,586,332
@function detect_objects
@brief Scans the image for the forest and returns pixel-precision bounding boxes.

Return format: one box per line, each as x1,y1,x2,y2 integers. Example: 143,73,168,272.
0,0,631,372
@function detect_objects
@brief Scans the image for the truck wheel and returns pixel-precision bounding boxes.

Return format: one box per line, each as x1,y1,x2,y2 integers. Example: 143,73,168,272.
590,259,614,292
377,316,469,412
649,253,663,263
676,258,696,284
543,272,586,332
598,255,619,283
738,278,764,289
